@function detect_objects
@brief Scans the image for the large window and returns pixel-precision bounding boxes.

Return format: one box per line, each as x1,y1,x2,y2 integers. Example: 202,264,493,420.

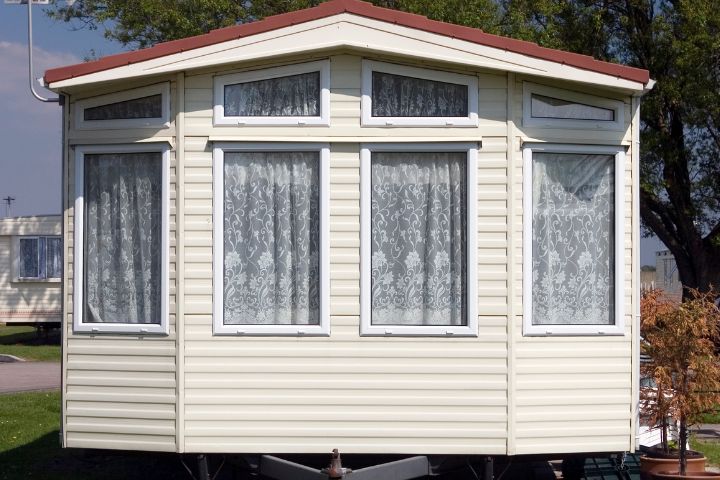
362,61,479,127
213,61,330,126
213,143,329,335
73,145,168,334
361,143,477,336
14,236,62,281
75,83,170,130
523,144,624,336
522,82,624,131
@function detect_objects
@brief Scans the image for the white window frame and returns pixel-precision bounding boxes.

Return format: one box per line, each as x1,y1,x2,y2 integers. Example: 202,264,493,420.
213,142,330,336
213,61,330,127
73,144,170,335
522,82,625,131
74,83,171,130
361,60,479,127
12,236,62,282
360,142,478,336
522,143,625,336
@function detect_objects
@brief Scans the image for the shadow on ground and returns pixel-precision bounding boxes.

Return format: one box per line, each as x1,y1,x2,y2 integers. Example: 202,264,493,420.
0,431,188,480
0,329,60,347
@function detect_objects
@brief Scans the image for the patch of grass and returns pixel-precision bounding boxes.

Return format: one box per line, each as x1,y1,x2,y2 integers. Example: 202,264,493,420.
699,408,720,424
0,391,190,480
0,325,60,362
690,438,720,467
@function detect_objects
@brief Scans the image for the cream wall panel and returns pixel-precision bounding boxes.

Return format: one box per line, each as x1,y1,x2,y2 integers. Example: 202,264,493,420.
510,75,635,454
63,122,178,451
180,55,509,452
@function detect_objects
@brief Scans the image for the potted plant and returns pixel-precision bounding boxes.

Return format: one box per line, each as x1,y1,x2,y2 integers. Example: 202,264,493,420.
639,289,720,479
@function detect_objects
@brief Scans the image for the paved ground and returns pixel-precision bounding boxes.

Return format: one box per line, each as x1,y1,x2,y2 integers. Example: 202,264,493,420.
0,361,60,394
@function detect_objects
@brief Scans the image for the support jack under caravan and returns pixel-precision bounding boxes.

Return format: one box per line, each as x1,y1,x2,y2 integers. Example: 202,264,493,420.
229,451,495,480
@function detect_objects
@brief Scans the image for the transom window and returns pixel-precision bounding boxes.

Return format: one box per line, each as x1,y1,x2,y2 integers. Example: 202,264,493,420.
75,83,170,130
523,144,624,336
522,82,624,130
362,60,479,127
361,144,477,336
73,145,169,334
213,143,329,335
213,61,330,126
15,236,61,281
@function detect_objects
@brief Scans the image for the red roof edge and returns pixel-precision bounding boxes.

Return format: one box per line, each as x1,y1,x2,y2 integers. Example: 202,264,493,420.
44,0,650,85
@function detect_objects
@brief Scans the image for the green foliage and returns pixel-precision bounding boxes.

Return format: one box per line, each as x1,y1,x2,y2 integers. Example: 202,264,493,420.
0,325,60,362
690,438,720,468
641,288,720,475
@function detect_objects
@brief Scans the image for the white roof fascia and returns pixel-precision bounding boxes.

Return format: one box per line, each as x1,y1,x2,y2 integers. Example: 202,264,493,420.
48,13,646,92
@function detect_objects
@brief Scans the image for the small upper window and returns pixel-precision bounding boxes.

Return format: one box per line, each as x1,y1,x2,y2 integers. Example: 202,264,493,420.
83,94,162,121
14,236,62,281
213,61,330,126
523,82,624,130
75,83,170,130
362,60,478,127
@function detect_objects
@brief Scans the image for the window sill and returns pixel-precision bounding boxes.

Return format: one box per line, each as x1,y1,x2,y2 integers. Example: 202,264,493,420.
12,278,61,284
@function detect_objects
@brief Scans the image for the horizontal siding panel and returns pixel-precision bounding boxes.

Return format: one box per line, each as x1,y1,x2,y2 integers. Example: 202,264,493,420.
66,432,176,452
66,417,175,436
185,423,506,438
66,370,176,389
183,345,507,358
185,438,506,455
66,401,176,420
185,405,506,422
185,389,507,406
66,386,176,404
66,355,175,372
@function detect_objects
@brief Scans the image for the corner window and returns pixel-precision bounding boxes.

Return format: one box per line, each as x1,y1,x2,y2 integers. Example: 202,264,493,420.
362,60,479,127
522,82,624,130
73,145,169,334
523,144,625,336
14,236,62,281
213,143,329,335
213,61,330,126
75,83,170,130
361,143,477,336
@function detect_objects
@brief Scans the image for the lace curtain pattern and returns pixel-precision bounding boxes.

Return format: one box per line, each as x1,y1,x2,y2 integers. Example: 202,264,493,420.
224,72,320,117
84,153,162,324
371,71,468,117
83,94,163,121
531,94,614,121
532,153,615,325
46,237,62,278
19,238,39,278
371,152,466,326
223,151,320,325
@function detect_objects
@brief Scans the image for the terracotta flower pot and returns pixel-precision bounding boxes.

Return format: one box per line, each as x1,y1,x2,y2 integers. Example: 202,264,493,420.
653,472,720,479
640,455,706,480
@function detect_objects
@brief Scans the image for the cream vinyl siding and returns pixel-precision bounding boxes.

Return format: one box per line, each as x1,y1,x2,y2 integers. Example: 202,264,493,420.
510,76,635,454
59,51,638,455
0,216,61,323
180,54,508,454
62,81,178,451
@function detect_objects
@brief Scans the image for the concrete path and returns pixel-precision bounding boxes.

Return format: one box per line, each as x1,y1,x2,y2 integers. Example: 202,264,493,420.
0,361,60,394
694,424,720,442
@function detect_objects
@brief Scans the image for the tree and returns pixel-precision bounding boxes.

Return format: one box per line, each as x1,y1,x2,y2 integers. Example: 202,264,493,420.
495,0,720,298
48,0,720,297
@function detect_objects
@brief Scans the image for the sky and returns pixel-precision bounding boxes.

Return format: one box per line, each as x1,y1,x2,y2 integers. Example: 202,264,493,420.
0,2,667,265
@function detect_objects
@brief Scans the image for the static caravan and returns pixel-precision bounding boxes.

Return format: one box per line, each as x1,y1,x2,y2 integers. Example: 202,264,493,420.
0,215,61,325
44,0,652,477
